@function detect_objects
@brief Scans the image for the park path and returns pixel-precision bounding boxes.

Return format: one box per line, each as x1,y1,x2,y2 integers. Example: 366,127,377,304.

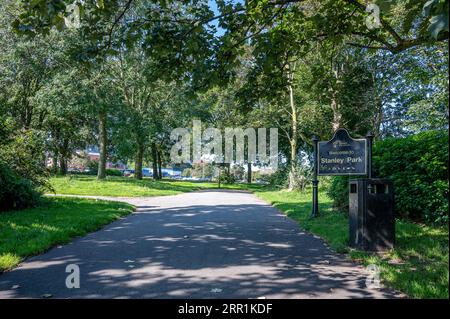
0,190,401,299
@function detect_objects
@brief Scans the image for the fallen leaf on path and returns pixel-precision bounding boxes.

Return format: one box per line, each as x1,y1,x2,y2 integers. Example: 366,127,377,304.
211,288,222,293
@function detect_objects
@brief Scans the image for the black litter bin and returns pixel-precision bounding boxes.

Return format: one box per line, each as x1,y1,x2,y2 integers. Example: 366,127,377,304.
349,178,395,251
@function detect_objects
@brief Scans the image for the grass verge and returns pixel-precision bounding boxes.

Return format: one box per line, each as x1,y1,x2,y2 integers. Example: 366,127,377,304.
48,175,263,197
0,197,134,271
254,189,449,299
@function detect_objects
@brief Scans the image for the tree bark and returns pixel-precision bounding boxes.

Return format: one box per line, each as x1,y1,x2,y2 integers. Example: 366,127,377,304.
59,138,70,176
288,140,297,190
331,89,342,132
247,162,252,184
59,157,67,176
152,143,158,180
97,110,107,180
372,68,383,140
135,141,144,180
53,152,59,175
331,61,343,132
287,77,298,191
157,149,162,180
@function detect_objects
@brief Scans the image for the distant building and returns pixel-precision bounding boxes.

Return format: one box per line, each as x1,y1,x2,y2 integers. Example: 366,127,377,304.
65,146,127,172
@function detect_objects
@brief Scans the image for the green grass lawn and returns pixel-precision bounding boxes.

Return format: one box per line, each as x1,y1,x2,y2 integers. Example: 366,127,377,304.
48,175,264,197
254,189,449,299
0,197,134,272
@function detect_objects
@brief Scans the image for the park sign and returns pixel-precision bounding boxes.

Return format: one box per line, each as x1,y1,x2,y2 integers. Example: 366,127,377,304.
317,128,367,176
310,128,372,218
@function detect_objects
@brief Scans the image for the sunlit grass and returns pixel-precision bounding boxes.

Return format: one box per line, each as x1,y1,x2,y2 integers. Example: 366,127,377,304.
254,189,449,299
48,175,264,197
0,197,134,271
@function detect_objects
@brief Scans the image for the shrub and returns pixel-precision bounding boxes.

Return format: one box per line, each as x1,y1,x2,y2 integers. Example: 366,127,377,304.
86,159,99,175
327,176,350,211
267,164,289,188
106,169,122,176
219,169,235,184
0,163,40,211
69,168,123,177
267,163,312,190
373,130,448,225
0,128,49,190
0,126,48,211
182,168,192,177
327,131,449,225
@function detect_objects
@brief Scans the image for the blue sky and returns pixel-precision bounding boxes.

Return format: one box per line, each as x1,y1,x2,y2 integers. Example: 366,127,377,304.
208,0,224,36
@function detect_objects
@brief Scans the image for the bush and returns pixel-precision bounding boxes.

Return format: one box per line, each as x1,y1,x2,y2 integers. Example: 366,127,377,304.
0,126,48,211
69,168,123,177
267,163,312,190
106,169,122,176
86,160,99,175
0,128,49,190
327,176,350,211
267,164,289,188
0,164,40,211
327,131,449,225
219,169,235,184
182,168,192,177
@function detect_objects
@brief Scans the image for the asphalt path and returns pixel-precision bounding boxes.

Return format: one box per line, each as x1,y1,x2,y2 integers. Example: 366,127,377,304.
0,190,400,298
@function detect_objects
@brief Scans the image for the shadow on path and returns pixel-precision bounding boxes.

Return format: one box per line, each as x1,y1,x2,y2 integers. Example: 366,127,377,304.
0,191,400,299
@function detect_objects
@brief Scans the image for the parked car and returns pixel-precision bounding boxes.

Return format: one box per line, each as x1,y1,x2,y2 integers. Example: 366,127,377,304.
123,169,135,177
142,168,153,177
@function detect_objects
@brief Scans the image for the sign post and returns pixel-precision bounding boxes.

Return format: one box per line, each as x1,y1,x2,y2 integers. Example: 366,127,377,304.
366,131,374,179
216,162,226,189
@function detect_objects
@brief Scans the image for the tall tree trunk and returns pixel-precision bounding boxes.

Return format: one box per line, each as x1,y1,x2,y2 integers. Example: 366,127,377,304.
60,157,67,176
135,141,144,180
287,78,298,191
53,152,59,175
371,65,383,140
152,143,158,180
247,162,252,184
157,150,162,180
373,79,383,139
288,140,297,190
97,110,107,180
23,101,33,129
331,61,343,132
330,88,342,131
59,138,70,176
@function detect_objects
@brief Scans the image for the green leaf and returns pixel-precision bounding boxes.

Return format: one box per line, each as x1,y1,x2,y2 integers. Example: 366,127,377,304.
96,0,104,9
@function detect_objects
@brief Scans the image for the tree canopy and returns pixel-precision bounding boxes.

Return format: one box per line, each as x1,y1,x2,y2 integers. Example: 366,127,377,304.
1,0,448,189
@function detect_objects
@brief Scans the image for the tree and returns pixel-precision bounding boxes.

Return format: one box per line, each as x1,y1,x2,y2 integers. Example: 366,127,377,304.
111,45,191,179
35,71,92,175
365,43,449,137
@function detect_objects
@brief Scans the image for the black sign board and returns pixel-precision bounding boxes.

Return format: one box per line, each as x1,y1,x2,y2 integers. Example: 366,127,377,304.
317,128,367,176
